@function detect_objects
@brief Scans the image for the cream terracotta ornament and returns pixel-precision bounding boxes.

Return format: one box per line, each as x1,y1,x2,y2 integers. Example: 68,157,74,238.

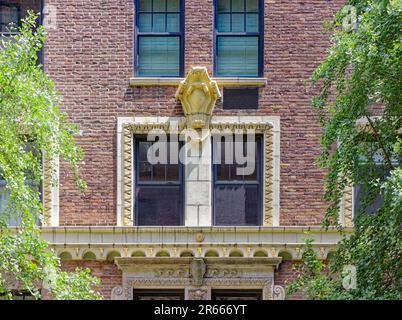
176,67,221,129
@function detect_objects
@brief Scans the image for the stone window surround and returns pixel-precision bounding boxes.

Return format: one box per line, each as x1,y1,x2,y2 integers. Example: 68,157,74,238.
116,115,281,227
111,257,286,300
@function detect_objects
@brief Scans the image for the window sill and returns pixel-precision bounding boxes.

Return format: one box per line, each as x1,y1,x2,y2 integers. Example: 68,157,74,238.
129,77,267,87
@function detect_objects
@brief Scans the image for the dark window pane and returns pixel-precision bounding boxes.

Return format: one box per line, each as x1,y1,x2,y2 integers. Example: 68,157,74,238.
138,36,180,76
232,0,245,11
246,0,259,12
218,0,230,12
139,0,152,12
138,13,152,32
139,162,152,181
167,0,179,11
216,163,231,180
134,289,184,300
212,289,262,300
152,163,166,181
0,5,19,32
166,163,179,181
166,13,180,32
214,185,259,225
138,140,152,161
231,14,245,32
354,183,384,215
216,36,259,76
137,187,182,225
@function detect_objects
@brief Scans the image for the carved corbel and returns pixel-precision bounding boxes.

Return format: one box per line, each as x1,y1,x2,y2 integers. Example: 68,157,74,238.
176,67,221,129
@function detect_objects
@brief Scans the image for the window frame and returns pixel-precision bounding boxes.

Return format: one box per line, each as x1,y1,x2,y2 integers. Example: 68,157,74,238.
212,134,263,226
134,135,185,226
0,2,21,34
213,0,264,77
134,0,185,77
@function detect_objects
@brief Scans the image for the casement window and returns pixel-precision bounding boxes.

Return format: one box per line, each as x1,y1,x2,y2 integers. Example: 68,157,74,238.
135,0,184,76
214,0,263,77
0,3,20,34
212,134,263,226
135,137,184,226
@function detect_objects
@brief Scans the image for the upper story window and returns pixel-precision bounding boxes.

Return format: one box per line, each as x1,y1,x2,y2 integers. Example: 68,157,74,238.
212,134,263,226
214,0,263,77
135,136,184,226
135,0,184,77
0,3,20,34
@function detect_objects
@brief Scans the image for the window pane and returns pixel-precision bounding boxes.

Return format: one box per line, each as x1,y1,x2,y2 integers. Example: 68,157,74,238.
166,163,179,181
167,0,179,11
216,163,231,180
217,14,231,32
138,0,152,12
231,14,245,32
217,0,230,12
0,5,19,32
152,163,166,181
139,162,152,181
214,185,259,225
166,13,180,32
216,36,258,76
153,0,166,11
354,183,384,215
246,0,259,12
138,36,180,76
232,0,245,12
246,13,258,32
138,13,152,32
153,13,166,32
137,187,182,225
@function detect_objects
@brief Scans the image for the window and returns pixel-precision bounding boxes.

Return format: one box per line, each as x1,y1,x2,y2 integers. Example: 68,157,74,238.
212,135,262,226
353,150,400,216
135,0,184,76
133,289,184,300
0,141,42,226
212,289,262,300
214,0,262,77
0,291,36,300
135,136,183,226
0,3,20,34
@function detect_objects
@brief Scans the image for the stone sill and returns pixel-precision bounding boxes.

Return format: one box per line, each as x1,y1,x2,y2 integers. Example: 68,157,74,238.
129,77,267,87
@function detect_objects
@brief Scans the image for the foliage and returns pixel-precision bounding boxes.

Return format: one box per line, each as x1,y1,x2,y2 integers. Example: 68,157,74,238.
0,11,101,300
286,0,401,299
